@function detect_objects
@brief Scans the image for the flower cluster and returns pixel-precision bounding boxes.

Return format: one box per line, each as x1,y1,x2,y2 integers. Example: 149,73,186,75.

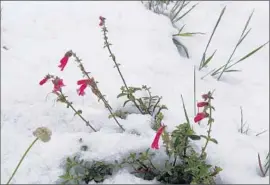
39,53,95,97
194,92,213,123
99,16,106,26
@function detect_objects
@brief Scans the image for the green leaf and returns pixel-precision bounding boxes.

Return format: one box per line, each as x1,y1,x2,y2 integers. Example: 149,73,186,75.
94,175,104,182
209,138,218,144
74,110,82,116
123,100,131,107
188,135,201,140
117,93,126,98
200,135,208,140
176,32,205,37
201,50,217,68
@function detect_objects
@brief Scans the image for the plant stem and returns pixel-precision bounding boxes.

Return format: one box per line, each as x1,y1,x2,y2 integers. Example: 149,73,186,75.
59,91,97,132
194,66,196,116
200,91,214,157
71,52,125,131
101,25,143,114
6,137,39,185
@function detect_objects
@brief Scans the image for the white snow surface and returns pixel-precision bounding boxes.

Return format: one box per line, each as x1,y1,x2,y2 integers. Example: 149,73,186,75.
1,1,269,184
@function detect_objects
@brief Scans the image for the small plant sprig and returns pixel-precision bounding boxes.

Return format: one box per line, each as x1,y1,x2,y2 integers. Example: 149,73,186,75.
120,94,222,184
238,106,249,135
39,74,97,132
6,127,52,185
194,91,218,159
258,152,269,177
99,16,144,114
60,156,114,184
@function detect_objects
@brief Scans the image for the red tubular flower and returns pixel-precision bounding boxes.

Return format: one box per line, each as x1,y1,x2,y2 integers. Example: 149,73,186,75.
53,78,65,92
58,51,72,71
151,125,166,150
39,76,50,85
77,79,93,96
197,102,209,108
194,112,208,123
77,79,93,85
77,83,87,96
99,16,106,26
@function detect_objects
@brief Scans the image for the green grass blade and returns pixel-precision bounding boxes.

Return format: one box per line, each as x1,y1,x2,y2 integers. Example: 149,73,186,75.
226,41,269,69
181,94,190,125
201,50,217,68
240,9,254,38
173,2,199,23
199,6,226,69
237,28,252,47
175,32,205,37
224,69,241,73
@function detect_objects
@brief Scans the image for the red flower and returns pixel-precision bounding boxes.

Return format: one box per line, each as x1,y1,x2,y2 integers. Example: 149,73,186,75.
77,79,92,96
77,83,87,96
99,16,106,26
194,112,208,123
53,78,65,92
58,51,72,71
77,79,93,85
197,102,208,108
151,125,166,150
39,76,50,85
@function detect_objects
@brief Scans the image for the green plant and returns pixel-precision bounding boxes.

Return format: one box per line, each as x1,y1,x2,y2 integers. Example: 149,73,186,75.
6,127,52,185
199,6,226,70
119,93,221,184
169,1,199,25
196,91,218,159
215,10,269,80
201,10,269,80
100,17,167,125
60,156,114,184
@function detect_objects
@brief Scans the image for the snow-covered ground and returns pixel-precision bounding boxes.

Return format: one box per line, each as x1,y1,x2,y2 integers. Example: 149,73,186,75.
1,1,269,184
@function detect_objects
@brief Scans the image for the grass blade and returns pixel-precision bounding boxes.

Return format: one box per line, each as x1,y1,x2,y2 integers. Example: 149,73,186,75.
217,10,256,80
240,9,254,38
199,6,226,69
224,69,241,73
173,2,199,23
181,94,190,125
175,32,205,37
201,50,217,68
226,41,269,69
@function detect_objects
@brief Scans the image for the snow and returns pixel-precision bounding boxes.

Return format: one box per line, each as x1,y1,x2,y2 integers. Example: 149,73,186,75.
1,1,269,184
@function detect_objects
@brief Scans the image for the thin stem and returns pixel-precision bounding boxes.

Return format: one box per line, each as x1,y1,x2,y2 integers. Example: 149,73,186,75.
71,52,112,111
59,91,97,132
6,137,39,185
101,25,143,114
200,91,214,157
71,52,125,131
